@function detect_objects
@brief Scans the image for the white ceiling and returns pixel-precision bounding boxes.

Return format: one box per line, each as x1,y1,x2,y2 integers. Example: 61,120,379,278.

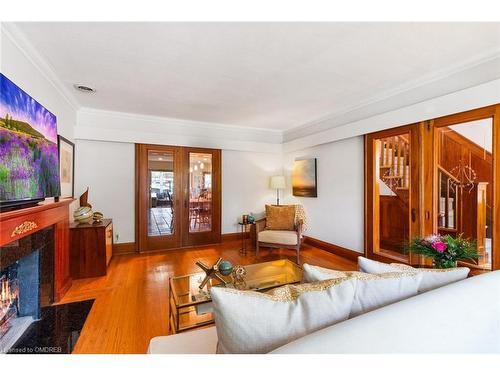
13,22,500,132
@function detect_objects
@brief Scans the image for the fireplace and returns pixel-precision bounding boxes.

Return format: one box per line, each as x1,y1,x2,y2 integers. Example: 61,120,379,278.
0,227,54,353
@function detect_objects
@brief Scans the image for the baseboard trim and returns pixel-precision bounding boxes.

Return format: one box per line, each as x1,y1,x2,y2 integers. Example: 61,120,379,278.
113,242,137,255
304,236,360,262
221,232,249,242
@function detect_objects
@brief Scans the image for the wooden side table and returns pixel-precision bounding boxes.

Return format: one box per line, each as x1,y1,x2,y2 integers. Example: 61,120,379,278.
69,218,113,278
237,221,252,255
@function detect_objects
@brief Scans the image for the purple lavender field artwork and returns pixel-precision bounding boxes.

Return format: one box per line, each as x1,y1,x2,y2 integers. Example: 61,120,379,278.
0,73,60,203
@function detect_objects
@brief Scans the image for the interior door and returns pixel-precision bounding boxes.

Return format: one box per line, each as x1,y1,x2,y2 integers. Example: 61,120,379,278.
181,147,221,247
434,110,495,270
137,144,182,252
365,124,421,263
136,144,221,252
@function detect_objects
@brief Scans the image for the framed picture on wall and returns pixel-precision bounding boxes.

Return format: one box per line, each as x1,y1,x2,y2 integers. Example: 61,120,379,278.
292,158,317,197
57,135,75,198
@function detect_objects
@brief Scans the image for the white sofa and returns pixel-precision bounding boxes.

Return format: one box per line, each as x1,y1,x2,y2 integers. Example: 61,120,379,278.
148,271,500,354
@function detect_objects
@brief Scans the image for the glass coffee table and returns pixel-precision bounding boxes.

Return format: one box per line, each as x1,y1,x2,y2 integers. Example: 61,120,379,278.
169,259,302,333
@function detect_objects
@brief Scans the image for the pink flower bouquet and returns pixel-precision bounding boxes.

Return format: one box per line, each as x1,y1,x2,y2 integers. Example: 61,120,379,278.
409,233,478,268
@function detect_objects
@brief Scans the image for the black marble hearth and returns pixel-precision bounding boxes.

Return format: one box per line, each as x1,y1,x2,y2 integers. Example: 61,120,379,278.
7,299,94,354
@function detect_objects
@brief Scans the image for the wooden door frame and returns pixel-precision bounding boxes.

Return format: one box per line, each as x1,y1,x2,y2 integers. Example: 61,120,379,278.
364,123,420,264
364,104,500,270
181,147,222,247
136,144,182,252
135,144,222,252
432,104,500,270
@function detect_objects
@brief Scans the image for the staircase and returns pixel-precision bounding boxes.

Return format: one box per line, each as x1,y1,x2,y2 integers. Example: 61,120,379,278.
379,135,410,204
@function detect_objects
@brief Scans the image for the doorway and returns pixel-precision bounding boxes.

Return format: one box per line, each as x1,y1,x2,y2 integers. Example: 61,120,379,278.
365,104,500,270
136,144,221,252
365,124,421,264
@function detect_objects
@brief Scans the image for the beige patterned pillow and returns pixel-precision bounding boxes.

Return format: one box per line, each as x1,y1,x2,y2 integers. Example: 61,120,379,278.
389,263,470,293
303,263,422,317
357,257,469,293
210,277,357,353
265,204,296,230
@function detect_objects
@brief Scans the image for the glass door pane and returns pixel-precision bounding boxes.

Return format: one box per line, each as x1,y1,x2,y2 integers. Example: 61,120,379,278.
375,132,411,258
188,152,212,233
436,118,493,270
148,151,174,237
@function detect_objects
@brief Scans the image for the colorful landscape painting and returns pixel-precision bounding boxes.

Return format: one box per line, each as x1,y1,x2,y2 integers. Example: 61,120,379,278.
292,158,317,197
0,73,60,202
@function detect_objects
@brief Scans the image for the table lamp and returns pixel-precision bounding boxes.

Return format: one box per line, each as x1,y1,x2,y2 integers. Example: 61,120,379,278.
269,175,286,206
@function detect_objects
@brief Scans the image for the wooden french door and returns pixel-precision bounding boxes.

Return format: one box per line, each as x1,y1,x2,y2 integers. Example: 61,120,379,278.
365,124,421,264
181,147,221,247
136,144,221,252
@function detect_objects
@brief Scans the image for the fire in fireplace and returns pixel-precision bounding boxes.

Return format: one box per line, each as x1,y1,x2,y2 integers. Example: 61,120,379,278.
0,265,20,339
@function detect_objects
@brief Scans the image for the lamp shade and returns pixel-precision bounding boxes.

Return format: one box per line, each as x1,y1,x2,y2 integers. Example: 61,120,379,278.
269,175,286,189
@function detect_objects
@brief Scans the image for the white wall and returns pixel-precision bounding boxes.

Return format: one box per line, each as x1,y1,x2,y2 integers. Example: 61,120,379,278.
222,150,282,233
283,136,365,253
75,140,135,243
74,140,283,243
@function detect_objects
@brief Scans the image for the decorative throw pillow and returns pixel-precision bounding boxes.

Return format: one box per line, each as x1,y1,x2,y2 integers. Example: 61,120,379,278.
303,263,422,317
265,204,296,231
357,256,401,273
389,263,470,293
357,256,470,293
210,277,357,354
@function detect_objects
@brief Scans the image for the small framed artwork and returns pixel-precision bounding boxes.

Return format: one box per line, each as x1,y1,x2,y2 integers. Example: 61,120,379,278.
57,135,75,198
292,158,317,197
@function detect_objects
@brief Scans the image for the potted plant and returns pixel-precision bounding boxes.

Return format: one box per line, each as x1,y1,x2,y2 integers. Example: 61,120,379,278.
409,234,478,269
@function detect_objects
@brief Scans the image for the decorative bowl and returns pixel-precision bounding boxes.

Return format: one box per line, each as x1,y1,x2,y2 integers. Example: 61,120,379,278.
73,206,93,223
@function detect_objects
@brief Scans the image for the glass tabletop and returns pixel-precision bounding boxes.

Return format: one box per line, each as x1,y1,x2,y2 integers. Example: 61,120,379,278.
169,259,303,308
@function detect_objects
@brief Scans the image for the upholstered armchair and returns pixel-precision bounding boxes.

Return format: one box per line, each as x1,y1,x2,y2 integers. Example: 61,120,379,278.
255,205,305,264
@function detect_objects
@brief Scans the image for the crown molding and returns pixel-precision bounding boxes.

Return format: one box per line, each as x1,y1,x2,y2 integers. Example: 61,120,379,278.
284,78,500,153
284,49,500,143
1,22,80,111
75,107,283,153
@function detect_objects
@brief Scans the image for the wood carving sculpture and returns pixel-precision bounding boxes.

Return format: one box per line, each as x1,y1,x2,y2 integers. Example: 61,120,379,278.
196,257,227,289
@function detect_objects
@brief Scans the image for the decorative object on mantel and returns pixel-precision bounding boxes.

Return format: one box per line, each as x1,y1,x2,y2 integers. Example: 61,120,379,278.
92,212,104,224
269,176,286,205
292,158,317,197
409,233,478,268
196,257,228,289
57,135,75,198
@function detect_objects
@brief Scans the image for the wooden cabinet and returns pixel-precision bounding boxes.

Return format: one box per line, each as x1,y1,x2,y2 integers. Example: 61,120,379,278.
69,219,113,279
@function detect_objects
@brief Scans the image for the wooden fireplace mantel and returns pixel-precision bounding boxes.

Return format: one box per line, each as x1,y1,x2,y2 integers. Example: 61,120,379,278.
0,198,74,302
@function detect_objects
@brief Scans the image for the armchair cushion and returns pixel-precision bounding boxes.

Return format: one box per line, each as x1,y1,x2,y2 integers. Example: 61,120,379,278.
258,230,298,245
265,205,295,230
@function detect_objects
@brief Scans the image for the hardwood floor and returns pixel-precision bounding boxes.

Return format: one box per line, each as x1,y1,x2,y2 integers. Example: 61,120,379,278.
60,240,357,354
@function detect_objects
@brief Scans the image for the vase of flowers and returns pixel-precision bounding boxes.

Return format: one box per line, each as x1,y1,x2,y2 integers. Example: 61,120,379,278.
409,234,478,269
